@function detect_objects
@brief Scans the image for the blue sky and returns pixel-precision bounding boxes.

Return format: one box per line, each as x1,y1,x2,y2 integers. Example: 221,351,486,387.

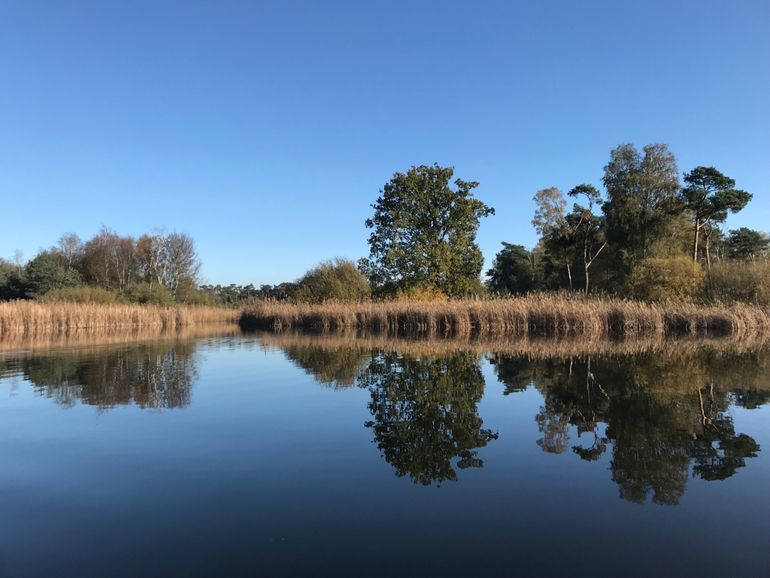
1,0,768,285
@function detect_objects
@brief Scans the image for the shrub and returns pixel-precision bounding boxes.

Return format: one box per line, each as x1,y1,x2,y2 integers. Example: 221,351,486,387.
395,285,448,301
122,283,175,305
628,256,704,302
294,259,371,304
39,286,119,304
706,261,770,305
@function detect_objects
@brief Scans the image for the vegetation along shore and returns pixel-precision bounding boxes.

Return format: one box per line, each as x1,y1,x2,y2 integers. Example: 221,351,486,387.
1,143,769,344
239,295,770,339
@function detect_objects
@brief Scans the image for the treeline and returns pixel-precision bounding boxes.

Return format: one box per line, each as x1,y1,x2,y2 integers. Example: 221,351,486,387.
0,227,204,304
2,143,768,307
201,259,370,306
487,144,769,303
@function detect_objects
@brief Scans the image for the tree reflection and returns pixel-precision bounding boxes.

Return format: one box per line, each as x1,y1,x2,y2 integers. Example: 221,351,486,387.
281,344,369,388
358,351,497,486
14,342,198,409
493,350,768,505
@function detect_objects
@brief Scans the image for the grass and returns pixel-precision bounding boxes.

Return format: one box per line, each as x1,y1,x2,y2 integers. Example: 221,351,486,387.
0,300,238,340
240,294,770,339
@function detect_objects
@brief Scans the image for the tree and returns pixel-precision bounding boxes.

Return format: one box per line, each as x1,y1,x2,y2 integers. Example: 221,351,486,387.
55,233,83,271
602,144,681,278
725,228,769,261
532,187,574,290
360,164,494,297
567,184,607,293
24,251,82,298
486,243,536,295
164,232,201,296
679,167,752,265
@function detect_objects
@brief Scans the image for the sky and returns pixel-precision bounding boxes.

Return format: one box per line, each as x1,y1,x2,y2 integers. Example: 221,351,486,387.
1,0,768,286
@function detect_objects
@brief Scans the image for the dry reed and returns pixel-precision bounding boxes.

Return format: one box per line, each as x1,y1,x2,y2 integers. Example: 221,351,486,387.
240,295,770,339
0,300,238,341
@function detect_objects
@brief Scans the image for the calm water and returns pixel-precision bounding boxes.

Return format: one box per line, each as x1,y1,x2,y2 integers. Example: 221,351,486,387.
1,334,769,577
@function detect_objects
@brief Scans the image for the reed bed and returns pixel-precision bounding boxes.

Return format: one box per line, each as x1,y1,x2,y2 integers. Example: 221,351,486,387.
240,295,770,339
0,301,238,340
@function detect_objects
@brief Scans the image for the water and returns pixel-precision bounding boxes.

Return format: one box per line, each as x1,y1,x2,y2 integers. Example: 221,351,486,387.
1,334,768,577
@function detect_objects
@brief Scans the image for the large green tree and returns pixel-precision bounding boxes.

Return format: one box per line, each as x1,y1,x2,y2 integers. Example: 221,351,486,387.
679,166,752,264
360,164,494,297
602,144,681,279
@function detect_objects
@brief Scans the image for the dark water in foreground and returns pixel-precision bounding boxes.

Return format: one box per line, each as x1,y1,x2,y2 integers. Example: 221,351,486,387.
1,335,769,577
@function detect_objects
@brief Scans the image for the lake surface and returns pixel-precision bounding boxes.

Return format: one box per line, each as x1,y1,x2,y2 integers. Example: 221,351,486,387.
1,333,769,577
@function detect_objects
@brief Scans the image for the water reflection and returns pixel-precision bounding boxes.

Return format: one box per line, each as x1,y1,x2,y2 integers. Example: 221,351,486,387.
264,334,770,502
491,351,769,504
1,342,198,409
280,343,370,388
4,333,769,504
358,351,497,486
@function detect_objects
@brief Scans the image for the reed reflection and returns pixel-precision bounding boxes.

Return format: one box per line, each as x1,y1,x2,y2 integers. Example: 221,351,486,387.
2,342,198,409
491,350,769,504
358,351,498,486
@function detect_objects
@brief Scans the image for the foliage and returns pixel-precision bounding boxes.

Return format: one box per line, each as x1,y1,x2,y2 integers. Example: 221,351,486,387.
725,228,769,261
294,259,371,304
39,286,120,304
679,166,751,261
705,261,770,306
122,283,176,306
486,243,536,295
394,285,448,301
23,251,82,298
0,259,26,300
628,256,704,302
360,164,494,297
602,143,681,276
567,184,607,293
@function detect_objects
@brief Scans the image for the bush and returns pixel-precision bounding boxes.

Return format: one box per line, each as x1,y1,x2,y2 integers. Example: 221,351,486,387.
628,256,704,302
294,259,371,304
39,286,119,304
122,283,175,305
395,285,448,301
706,261,770,305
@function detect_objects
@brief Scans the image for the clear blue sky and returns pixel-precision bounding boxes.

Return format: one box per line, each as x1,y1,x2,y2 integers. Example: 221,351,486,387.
1,0,768,286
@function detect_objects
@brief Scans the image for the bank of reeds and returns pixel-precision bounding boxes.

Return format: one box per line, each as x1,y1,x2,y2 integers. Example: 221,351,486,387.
240,295,770,339
0,301,237,340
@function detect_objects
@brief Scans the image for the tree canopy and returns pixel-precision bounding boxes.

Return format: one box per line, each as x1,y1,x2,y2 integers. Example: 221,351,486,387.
360,164,494,297
679,166,751,261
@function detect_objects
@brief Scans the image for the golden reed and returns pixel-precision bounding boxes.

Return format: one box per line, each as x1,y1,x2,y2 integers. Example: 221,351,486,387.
240,294,770,339
0,301,237,340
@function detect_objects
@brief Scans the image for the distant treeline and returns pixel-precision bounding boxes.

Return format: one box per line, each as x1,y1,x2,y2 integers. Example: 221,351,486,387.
2,143,769,307
0,228,204,304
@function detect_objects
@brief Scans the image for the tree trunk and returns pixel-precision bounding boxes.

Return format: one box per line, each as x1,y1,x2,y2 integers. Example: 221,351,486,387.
692,217,700,262
566,261,573,291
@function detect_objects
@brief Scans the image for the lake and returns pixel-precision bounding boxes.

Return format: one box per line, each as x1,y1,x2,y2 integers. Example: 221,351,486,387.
1,332,769,577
